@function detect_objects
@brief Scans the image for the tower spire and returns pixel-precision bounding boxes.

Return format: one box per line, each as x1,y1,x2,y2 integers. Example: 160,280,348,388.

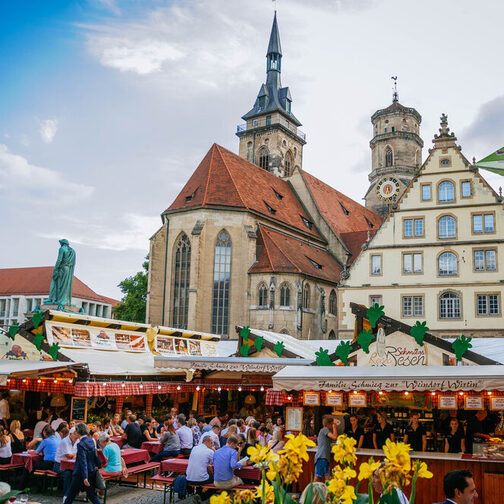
266,11,282,75
391,76,398,103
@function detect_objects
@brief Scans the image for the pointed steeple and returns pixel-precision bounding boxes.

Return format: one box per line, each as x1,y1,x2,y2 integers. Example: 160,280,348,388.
267,11,282,58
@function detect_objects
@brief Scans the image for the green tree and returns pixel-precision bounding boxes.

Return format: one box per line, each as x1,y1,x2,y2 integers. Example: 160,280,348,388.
113,255,149,323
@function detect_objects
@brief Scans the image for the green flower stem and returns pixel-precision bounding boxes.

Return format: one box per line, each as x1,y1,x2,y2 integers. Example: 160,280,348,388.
368,479,374,504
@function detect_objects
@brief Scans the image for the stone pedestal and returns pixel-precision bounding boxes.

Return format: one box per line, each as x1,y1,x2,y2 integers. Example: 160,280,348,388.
38,304,81,313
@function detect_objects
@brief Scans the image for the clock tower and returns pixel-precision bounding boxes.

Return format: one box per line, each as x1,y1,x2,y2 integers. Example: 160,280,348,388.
365,89,423,216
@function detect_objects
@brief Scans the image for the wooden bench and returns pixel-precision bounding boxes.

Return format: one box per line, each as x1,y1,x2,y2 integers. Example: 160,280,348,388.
0,462,24,485
33,469,60,494
151,474,175,504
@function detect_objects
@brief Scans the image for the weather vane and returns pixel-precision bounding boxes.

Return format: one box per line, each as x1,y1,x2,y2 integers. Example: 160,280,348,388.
272,0,277,13
391,76,398,103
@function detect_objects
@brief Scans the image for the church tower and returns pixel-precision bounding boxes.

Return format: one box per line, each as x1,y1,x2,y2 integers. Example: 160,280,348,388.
365,86,424,216
236,12,306,177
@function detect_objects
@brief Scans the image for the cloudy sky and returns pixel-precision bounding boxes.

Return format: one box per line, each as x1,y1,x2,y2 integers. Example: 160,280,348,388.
1,0,503,300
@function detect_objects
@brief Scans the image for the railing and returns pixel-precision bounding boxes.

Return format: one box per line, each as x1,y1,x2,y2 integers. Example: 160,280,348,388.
237,118,306,141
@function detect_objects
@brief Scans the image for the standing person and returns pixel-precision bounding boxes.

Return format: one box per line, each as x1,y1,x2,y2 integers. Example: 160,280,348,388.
8,420,26,454
436,469,478,504
0,426,12,464
345,414,364,449
445,418,465,454
314,416,338,482
122,415,142,449
465,410,493,454
54,427,79,502
64,423,102,504
373,411,395,450
213,435,249,490
154,417,181,462
0,393,9,429
186,434,215,486
403,411,426,452
176,414,194,455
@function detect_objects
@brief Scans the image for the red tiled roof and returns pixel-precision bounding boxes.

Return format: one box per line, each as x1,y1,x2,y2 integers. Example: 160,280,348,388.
0,267,119,305
339,231,375,265
165,144,323,241
249,226,341,283
301,171,382,249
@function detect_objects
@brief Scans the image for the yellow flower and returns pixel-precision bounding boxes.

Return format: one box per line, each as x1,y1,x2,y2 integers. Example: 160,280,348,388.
266,453,303,484
210,491,230,504
339,485,357,504
358,460,381,481
254,481,274,504
280,433,315,462
332,435,357,465
332,464,357,482
326,476,346,496
383,439,411,470
416,461,433,479
247,444,278,465
233,489,255,504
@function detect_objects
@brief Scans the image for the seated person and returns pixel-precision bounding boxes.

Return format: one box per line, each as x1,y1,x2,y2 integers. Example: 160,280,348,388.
258,426,272,446
142,417,159,441
213,434,249,490
176,414,194,455
28,412,50,449
54,427,79,501
98,433,127,476
122,414,143,449
56,422,69,439
153,417,181,462
186,434,215,485
19,425,61,488
121,410,132,430
109,413,124,436
8,420,26,454
0,426,12,464
90,421,101,441
203,424,221,451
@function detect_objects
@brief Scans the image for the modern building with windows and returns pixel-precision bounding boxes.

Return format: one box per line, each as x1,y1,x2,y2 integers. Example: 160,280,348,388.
340,115,504,338
0,267,119,329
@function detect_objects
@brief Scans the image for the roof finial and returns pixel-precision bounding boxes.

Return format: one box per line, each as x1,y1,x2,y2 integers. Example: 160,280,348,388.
391,76,398,103
272,0,277,13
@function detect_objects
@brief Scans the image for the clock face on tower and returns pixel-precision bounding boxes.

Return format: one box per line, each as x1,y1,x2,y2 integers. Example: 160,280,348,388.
376,177,400,201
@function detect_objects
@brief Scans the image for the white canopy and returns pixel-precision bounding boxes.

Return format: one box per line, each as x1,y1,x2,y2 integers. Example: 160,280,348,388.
0,360,84,386
272,365,504,392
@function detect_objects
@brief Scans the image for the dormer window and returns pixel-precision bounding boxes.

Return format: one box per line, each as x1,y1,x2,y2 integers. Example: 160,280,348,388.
272,188,284,200
185,188,198,203
258,96,266,109
264,201,276,215
301,216,313,230
340,203,349,216
286,100,291,114
307,257,322,270
365,217,374,229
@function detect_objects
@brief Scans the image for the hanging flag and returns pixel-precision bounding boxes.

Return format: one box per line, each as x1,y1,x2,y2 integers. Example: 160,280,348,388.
476,147,504,176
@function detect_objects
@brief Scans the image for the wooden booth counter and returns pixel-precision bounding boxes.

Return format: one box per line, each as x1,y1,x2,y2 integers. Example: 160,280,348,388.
299,448,504,504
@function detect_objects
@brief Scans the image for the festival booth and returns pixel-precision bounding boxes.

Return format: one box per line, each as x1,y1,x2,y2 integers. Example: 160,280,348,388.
154,326,315,419
0,310,220,423
271,303,504,504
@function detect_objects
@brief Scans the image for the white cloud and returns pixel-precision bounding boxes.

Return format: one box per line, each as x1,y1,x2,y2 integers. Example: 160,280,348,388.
0,144,94,204
37,213,159,251
98,38,184,74
39,118,59,143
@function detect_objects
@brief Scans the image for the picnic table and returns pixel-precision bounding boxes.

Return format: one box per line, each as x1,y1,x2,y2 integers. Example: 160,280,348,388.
161,458,261,480
60,448,150,471
110,436,125,448
11,452,42,472
140,441,162,454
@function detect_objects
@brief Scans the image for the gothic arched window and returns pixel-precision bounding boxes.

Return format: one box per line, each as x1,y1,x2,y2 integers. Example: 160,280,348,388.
279,283,291,307
259,148,269,171
172,233,191,329
284,151,293,177
329,290,337,315
385,147,393,167
328,330,336,340
303,284,311,309
212,230,232,336
258,283,268,307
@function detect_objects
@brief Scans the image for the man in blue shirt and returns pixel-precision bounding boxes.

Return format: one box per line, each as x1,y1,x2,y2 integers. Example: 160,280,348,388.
212,435,249,489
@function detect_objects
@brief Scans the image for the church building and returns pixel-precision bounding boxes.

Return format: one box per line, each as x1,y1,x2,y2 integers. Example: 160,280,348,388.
146,13,381,339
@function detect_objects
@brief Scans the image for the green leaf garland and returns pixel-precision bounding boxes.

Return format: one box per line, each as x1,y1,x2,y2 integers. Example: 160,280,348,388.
366,304,385,328
410,321,429,346
452,335,472,361
273,341,285,357
315,347,335,366
357,329,374,354
8,322,20,340
335,341,352,366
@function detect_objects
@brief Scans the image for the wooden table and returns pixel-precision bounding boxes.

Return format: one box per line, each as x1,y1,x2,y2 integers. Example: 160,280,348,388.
140,441,162,455
161,458,260,480
60,448,150,471
11,452,42,472
110,436,125,448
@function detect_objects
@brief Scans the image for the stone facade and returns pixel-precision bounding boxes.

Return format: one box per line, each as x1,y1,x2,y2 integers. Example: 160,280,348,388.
341,116,504,338
365,101,424,216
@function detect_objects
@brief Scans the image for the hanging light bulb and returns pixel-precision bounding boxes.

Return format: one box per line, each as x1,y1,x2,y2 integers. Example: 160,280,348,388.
158,385,162,390
54,379,58,384
431,392,435,396
238,386,242,392
139,383,143,389
121,382,125,388
379,391,383,395
196,385,200,391
37,379,41,384
353,390,358,395
177,385,181,391
68,379,73,384
103,382,107,387
260,386,264,392
404,391,409,396
218,386,222,392
22,379,27,383
487,391,492,396
287,395,292,401
459,391,464,396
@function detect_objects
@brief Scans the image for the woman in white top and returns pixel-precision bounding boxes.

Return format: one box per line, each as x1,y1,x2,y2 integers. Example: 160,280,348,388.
0,425,12,464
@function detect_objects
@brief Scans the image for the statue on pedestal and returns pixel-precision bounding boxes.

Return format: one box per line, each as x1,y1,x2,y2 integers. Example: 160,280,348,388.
44,239,76,307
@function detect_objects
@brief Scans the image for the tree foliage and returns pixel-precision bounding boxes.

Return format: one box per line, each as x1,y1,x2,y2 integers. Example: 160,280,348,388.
113,255,149,323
